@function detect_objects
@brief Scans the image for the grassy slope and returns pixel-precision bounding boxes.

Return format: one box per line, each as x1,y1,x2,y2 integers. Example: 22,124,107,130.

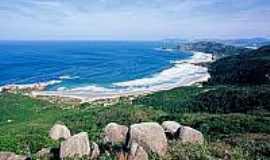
209,45,270,85
1,45,270,159
0,85,269,159
0,93,163,155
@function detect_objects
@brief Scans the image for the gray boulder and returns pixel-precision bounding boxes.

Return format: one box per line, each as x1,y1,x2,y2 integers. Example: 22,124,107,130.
178,126,204,144
128,142,148,160
161,121,182,137
49,124,71,141
36,148,52,160
128,122,168,157
60,132,91,159
90,142,100,160
0,152,27,160
103,123,128,145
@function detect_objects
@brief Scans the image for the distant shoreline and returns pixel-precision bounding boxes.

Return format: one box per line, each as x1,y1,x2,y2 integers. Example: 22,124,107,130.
0,51,214,103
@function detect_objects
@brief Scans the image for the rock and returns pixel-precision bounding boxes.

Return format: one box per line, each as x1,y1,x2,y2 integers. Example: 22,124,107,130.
116,151,127,160
0,152,28,160
49,123,71,141
103,123,128,145
36,148,52,160
128,143,148,160
90,142,100,159
178,126,204,144
161,121,182,137
128,122,168,157
60,132,91,159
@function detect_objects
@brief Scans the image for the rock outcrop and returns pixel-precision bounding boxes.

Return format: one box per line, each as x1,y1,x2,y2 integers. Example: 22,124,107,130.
128,142,148,160
60,132,91,159
0,152,28,160
128,122,168,157
90,142,100,159
103,123,128,145
178,126,204,144
162,121,182,138
1,121,205,160
49,123,71,141
36,148,52,160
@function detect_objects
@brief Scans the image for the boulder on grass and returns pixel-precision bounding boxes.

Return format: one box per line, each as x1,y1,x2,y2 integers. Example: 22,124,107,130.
0,152,28,160
36,148,52,160
128,142,148,160
60,132,90,159
90,142,100,160
128,122,168,157
49,124,71,141
161,121,182,138
103,123,128,145
178,126,204,144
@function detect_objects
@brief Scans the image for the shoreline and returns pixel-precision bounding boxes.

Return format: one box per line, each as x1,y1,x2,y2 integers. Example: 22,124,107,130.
0,51,214,103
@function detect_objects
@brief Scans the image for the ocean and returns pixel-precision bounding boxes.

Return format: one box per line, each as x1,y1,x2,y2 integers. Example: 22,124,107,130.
0,41,193,92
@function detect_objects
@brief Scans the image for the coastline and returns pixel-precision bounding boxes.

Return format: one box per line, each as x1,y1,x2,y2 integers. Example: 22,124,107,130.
0,51,214,103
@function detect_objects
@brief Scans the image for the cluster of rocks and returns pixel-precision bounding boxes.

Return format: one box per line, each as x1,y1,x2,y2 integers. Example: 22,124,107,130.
0,84,47,94
42,124,100,160
0,121,203,160
0,152,29,160
103,121,204,160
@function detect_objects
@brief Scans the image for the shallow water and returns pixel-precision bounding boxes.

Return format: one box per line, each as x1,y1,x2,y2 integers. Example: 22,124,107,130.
0,41,191,91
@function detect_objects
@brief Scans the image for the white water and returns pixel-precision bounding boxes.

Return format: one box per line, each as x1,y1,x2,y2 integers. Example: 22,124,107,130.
32,51,213,102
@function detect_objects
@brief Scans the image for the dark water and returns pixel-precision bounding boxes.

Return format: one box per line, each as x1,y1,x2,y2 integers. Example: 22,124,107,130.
0,41,191,90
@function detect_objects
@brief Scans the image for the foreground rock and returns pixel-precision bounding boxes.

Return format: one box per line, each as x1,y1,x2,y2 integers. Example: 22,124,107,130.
0,152,28,160
36,148,52,160
178,126,204,144
128,122,168,157
103,123,128,145
49,123,71,140
128,142,148,160
162,121,182,138
60,132,91,159
90,142,100,159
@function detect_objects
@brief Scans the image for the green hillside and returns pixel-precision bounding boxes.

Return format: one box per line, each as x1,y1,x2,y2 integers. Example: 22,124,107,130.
209,45,270,85
0,45,270,159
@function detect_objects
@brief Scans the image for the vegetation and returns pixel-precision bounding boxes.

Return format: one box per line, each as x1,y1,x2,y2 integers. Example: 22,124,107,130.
135,85,270,114
209,45,270,85
0,45,270,159
178,41,251,58
0,86,269,159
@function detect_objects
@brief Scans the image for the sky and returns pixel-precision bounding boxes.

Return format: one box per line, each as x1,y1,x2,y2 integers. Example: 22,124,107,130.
0,0,270,40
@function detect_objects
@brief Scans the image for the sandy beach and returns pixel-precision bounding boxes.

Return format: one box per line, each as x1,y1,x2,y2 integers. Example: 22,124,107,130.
28,51,214,102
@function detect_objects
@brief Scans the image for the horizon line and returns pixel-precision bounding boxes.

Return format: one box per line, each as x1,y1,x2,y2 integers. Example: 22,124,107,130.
0,36,269,42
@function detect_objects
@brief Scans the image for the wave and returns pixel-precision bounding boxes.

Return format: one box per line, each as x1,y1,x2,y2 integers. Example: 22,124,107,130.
59,75,80,80
114,63,208,89
154,48,175,52
33,51,213,102
113,52,212,90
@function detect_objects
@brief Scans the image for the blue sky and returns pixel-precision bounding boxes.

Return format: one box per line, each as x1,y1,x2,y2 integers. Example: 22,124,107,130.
0,0,269,40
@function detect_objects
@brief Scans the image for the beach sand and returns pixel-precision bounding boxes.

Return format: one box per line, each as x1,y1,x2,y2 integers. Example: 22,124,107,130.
29,51,214,102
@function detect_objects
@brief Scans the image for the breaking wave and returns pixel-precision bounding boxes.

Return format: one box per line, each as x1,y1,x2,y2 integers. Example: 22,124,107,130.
34,52,213,102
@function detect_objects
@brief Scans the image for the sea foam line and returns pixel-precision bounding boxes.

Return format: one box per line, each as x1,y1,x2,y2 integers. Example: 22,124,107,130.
0,80,62,92
33,51,213,102
0,74,80,92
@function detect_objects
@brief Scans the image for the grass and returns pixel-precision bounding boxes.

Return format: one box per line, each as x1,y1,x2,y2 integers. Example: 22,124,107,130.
0,84,269,159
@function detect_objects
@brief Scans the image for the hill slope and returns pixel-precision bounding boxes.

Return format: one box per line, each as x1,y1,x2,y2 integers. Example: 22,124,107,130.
178,41,251,58
209,45,270,85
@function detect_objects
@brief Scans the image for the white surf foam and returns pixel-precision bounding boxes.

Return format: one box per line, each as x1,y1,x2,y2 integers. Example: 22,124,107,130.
59,75,80,80
114,63,208,90
154,48,175,52
34,51,213,102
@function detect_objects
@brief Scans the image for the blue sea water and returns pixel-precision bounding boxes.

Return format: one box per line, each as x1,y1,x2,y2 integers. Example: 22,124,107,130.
0,41,191,91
